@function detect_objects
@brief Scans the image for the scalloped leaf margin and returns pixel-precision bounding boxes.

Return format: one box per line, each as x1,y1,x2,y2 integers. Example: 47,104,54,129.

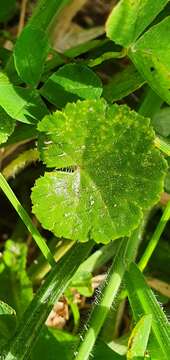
31,99,167,243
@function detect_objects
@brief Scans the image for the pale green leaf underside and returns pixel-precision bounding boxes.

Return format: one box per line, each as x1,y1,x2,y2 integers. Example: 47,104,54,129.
106,0,169,47
129,17,170,105
0,107,15,145
32,99,166,243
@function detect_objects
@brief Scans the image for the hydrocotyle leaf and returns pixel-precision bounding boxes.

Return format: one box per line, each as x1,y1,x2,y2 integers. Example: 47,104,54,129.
0,72,49,123
40,63,103,108
0,107,15,145
129,17,170,105
125,263,170,360
106,0,169,47
31,99,167,243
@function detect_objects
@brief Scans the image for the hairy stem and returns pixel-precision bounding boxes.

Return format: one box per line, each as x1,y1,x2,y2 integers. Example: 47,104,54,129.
2,148,39,179
86,49,127,68
75,228,142,360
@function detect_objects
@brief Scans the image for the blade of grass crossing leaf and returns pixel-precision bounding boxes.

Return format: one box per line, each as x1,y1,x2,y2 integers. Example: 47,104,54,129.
3,241,93,360
125,263,170,360
0,173,55,268
138,200,170,271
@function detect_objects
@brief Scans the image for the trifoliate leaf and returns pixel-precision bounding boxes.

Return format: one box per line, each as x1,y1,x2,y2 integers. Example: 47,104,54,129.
40,64,103,108
129,17,170,105
14,26,49,86
0,72,49,124
106,0,169,47
0,107,15,145
31,99,167,243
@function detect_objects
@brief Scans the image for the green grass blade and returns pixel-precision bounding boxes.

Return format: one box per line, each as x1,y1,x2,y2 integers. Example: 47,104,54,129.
75,228,142,360
125,263,170,360
127,314,152,359
138,200,170,271
0,173,55,267
3,241,93,360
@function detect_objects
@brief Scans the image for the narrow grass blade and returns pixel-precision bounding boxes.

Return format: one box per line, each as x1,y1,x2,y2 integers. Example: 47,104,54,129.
3,241,93,360
138,200,170,271
125,263,170,360
0,173,55,267
127,314,152,359
75,228,142,360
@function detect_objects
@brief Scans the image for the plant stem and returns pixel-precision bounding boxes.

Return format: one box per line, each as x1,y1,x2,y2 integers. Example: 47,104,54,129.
86,49,127,68
3,241,93,360
0,172,55,268
138,200,170,271
75,228,142,360
2,148,39,180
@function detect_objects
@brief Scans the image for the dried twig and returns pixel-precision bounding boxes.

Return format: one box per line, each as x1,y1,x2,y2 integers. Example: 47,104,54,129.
17,0,28,36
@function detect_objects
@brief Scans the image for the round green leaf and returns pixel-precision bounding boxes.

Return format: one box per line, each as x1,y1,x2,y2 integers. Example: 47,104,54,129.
31,99,167,243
